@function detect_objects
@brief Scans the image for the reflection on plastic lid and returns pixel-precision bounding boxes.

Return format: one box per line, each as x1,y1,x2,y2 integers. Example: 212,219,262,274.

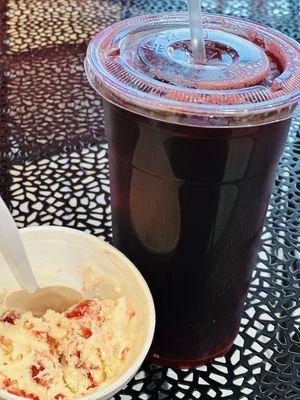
85,13,300,127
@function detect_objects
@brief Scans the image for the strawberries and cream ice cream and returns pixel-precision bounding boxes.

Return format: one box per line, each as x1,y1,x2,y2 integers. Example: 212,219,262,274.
0,297,135,400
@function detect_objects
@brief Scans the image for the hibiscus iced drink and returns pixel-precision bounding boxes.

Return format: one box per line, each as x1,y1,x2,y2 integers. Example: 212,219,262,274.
85,13,300,367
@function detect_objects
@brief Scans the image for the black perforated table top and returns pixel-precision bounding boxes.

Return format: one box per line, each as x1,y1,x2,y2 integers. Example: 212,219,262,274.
0,1,299,399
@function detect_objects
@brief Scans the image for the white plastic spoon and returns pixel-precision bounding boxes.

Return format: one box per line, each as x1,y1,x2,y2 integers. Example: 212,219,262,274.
0,197,82,315
0,197,38,293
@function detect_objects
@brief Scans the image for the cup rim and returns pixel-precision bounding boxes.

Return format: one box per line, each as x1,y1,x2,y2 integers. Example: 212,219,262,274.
85,12,300,127
0,225,156,400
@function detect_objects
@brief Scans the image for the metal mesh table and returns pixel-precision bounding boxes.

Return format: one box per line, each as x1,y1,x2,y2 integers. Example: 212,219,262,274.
0,1,299,399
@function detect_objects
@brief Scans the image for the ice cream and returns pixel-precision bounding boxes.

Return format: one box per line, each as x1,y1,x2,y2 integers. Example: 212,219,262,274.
0,297,135,400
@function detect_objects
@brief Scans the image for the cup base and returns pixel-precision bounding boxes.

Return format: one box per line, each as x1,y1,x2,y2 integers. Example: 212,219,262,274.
146,340,235,369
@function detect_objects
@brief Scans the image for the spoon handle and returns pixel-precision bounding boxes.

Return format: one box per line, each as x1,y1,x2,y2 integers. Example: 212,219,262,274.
0,197,39,293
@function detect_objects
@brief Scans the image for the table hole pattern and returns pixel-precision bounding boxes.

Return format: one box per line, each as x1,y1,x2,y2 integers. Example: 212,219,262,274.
0,1,299,399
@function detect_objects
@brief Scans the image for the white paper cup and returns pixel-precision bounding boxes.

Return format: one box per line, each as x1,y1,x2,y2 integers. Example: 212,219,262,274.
0,226,155,400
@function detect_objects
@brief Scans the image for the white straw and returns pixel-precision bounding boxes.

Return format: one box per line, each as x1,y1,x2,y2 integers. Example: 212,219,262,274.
188,0,207,64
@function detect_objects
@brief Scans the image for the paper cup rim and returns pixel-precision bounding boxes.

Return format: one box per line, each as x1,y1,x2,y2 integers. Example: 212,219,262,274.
0,225,156,400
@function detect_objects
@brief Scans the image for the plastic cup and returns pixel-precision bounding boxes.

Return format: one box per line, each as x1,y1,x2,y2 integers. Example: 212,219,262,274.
0,226,155,400
85,12,300,368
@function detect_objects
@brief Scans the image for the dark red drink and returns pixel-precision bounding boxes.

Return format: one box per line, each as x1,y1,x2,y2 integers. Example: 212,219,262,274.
104,102,291,367
85,13,300,367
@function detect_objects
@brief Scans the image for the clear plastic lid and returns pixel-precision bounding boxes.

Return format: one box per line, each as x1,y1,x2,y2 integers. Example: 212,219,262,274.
85,13,300,127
